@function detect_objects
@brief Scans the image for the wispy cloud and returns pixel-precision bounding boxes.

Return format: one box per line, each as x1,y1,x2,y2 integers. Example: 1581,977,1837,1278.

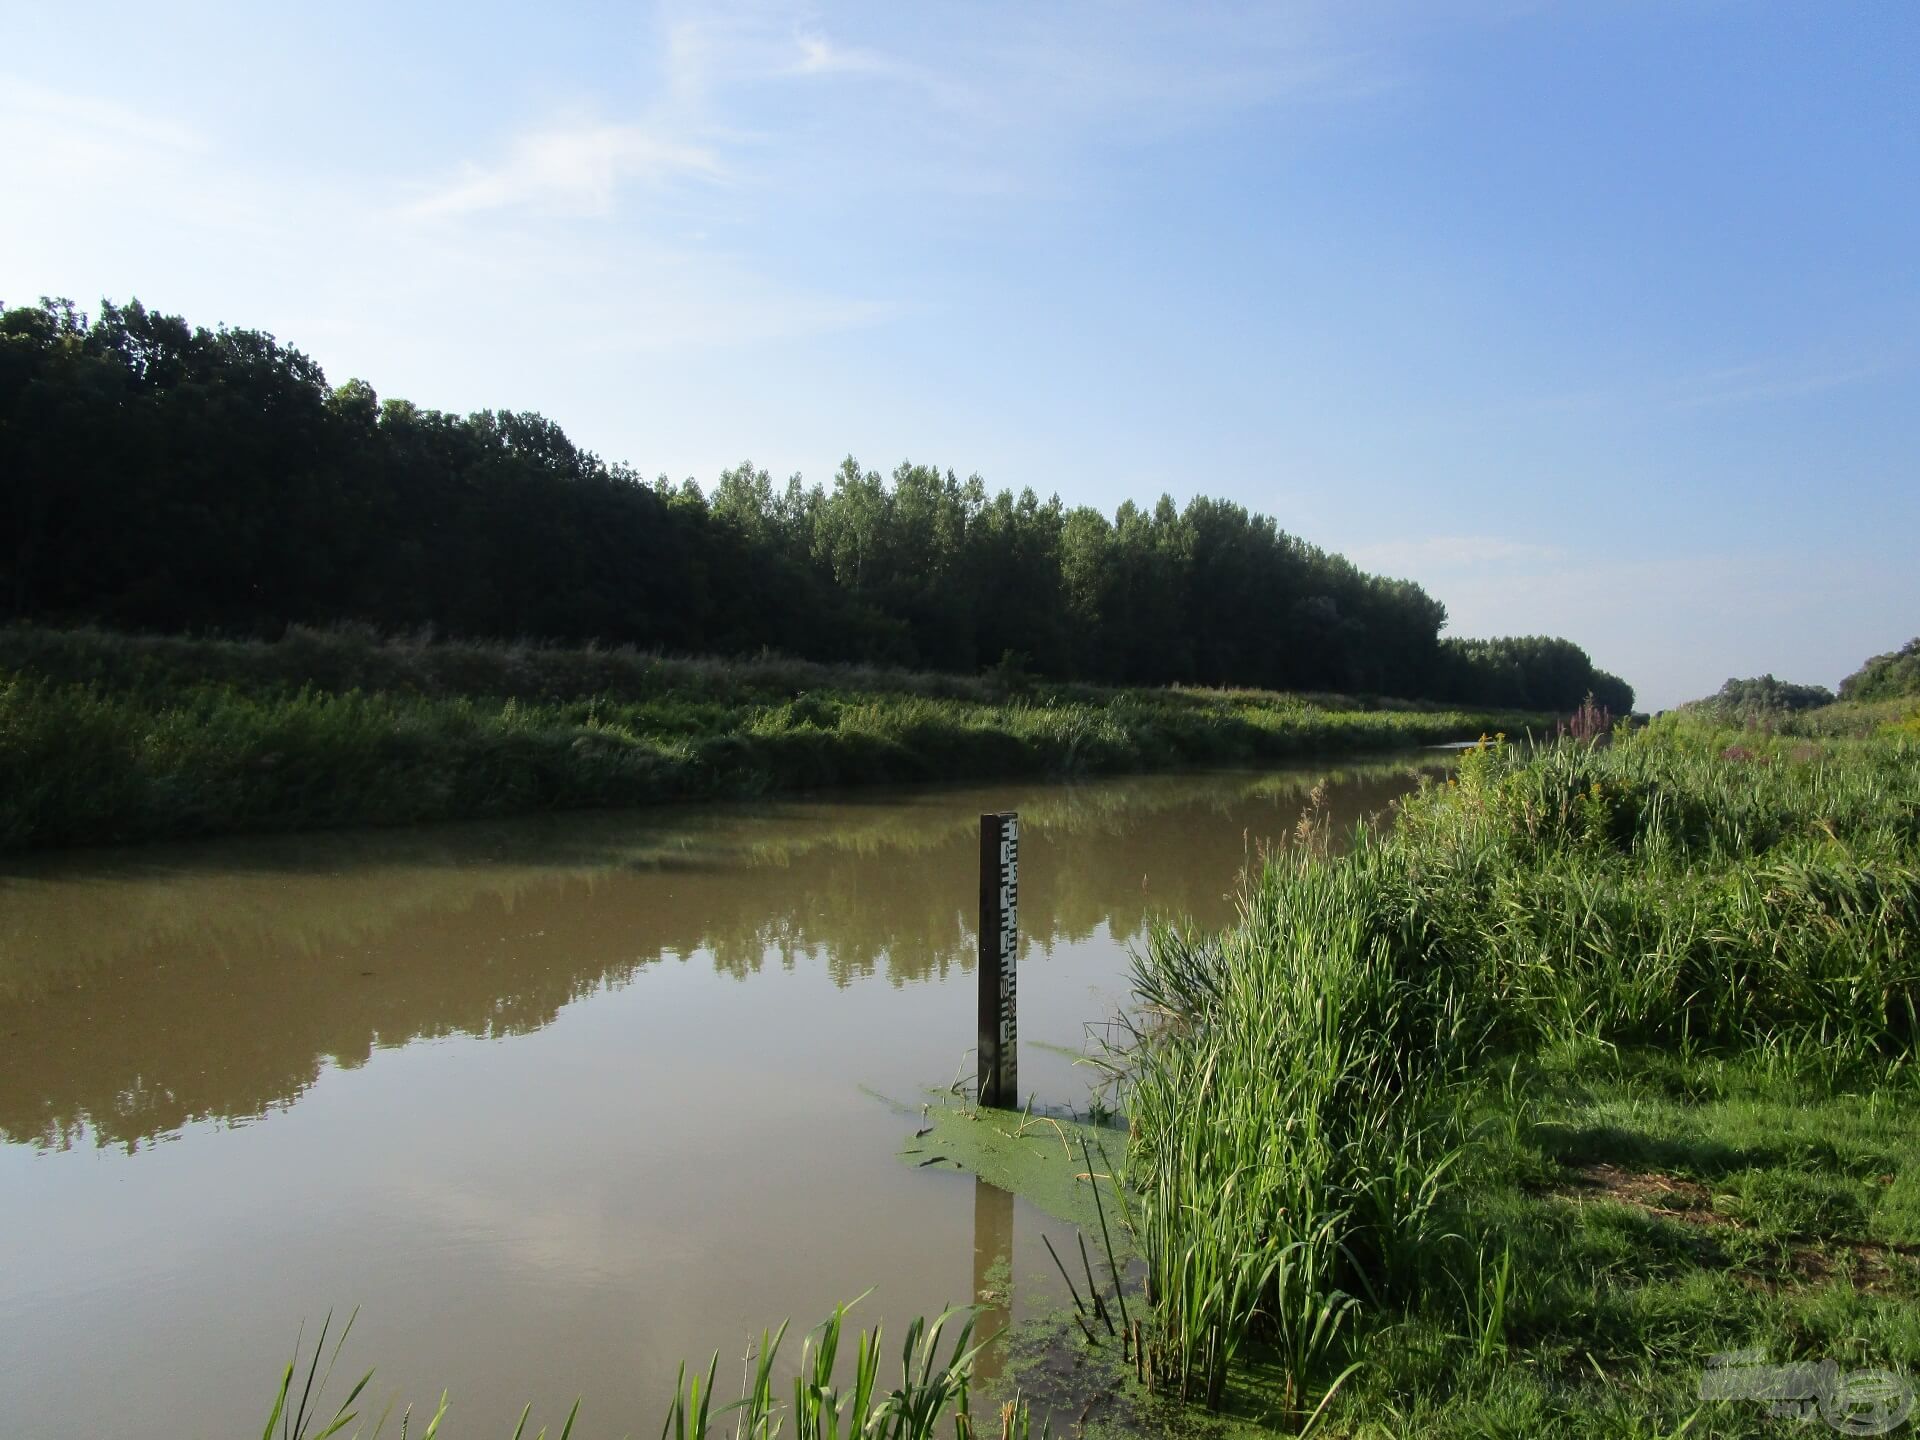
1663,358,1895,411
381,1,1409,252
2,4,1424,422
788,34,899,78
0,72,892,381
406,119,726,219
643,0,1405,196
1499,352,1900,424
0,76,205,154
0,74,213,216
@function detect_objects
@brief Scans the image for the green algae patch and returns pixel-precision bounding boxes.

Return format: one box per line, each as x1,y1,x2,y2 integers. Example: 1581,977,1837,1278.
898,1101,1131,1248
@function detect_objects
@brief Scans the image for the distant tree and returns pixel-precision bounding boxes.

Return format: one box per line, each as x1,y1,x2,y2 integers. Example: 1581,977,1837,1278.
1694,674,1834,719
1839,639,1920,702
1588,669,1636,716
1437,636,1632,713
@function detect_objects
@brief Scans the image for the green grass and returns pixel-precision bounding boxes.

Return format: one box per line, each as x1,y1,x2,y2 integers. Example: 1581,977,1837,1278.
0,623,1539,849
1311,1044,1920,1438
1102,713,1920,1436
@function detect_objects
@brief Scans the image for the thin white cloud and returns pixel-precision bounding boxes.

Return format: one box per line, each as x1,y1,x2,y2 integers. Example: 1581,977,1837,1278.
0,76,205,153
657,8,976,127
0,74,894,390
1499,353,1899,423
966,4,1410,131
0,74,213,218
406,120,726,219
789,34,898,78
1664,358,1894,411
645,0,1405,195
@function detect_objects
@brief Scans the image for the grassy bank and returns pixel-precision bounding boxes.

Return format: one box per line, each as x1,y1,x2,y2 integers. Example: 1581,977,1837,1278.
0,624,1537,850
1110,710,1920,1436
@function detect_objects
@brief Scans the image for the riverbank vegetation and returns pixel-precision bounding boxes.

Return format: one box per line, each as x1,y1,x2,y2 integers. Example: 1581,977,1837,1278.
3,297,1628,713
0,624,1539,850
1105,706,1920,1435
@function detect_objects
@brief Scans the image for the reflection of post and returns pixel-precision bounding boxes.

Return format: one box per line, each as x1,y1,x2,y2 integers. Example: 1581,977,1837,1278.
972,1176,1015,1390
978,812,1018,1108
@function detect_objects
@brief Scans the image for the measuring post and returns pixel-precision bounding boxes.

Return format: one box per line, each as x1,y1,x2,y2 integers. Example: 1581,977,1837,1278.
978,811,1019,1109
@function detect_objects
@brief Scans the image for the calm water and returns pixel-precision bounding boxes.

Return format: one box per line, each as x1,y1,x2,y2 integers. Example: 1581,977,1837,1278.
0,759,1438,1439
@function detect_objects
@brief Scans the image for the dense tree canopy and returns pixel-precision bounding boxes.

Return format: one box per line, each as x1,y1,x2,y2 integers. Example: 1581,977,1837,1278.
1839,639,1920,703
1437,636,1635,717
2,297,1632,711
1705,675,1836,715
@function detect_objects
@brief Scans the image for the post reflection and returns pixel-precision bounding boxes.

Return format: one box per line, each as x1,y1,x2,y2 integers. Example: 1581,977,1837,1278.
971,1176,1015,1390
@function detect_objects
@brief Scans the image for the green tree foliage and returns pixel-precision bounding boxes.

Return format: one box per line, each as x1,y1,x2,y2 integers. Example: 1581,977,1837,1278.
1,297,1631,707
1839,638,1920,702
1687,673,1835,722
1438,636,1636,715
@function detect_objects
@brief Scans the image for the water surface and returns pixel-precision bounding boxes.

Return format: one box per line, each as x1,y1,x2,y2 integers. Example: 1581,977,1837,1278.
0,760,1437,1438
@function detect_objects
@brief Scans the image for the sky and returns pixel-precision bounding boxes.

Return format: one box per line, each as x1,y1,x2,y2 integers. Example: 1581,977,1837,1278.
2,1,1914,709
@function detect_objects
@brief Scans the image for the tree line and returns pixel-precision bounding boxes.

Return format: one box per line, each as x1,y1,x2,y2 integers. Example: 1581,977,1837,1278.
1840,639,1920,703
1,297,1633,712
1685,645,1920,719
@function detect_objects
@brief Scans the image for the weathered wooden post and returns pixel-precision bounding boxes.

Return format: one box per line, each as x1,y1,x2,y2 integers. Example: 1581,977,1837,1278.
978,811,1018,1108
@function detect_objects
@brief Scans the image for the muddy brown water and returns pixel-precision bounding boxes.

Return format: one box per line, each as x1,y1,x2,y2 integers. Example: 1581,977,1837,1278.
0,759,1441,1438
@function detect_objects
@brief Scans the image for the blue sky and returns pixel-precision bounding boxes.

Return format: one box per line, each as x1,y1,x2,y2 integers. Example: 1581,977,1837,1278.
3,1,1913,708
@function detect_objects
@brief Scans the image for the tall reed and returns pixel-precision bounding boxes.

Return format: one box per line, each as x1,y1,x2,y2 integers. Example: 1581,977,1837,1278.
657,1302,1026,1440
1117,717,1920,1420
260,1303,1025,1440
